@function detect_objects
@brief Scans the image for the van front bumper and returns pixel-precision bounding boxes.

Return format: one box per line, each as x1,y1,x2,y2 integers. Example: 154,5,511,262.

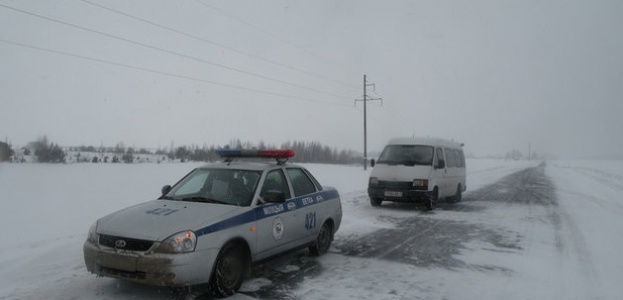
368,186,432,203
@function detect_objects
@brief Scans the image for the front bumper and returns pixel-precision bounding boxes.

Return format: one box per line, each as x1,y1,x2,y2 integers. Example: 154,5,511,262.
83,240,218,287
368,186,432,203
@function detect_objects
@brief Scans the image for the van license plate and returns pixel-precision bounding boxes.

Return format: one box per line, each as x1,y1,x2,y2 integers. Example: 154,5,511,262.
384,191,402,197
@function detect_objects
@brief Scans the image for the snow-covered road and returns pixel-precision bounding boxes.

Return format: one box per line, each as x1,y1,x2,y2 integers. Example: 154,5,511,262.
247,161,623,300
1,159,622,299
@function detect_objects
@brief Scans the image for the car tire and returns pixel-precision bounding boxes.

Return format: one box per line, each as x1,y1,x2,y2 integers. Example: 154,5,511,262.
370,197,383,206
210,244,247,297
309,222,333,256
454,184,462,203
425,188,438,211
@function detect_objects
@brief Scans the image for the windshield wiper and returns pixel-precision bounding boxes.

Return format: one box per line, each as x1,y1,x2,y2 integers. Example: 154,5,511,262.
159,196,178,200
181,196,229,205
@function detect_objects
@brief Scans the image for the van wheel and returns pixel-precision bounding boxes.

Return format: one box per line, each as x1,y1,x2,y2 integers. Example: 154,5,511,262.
454,184,462,203
370,197,383,206
425,188,438,211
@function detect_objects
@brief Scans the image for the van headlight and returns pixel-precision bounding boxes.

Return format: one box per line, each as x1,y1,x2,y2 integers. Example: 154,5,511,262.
413,179,428,188
369,177,378,185
156,231,197,253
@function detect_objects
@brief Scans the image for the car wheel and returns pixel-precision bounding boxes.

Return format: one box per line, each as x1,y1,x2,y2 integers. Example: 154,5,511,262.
454,184,462,203
425,188,438,211
210,244,247,297
370,197,383,206
309,222,333,256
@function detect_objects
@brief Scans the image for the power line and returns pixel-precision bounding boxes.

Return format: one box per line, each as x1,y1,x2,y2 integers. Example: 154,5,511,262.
0,3,352,101
0,37,352,107
195,0,363,84
76,0,359,92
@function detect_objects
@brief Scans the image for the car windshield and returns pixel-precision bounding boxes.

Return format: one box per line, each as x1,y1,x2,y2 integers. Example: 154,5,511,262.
376,145,434,166
163,168,261,206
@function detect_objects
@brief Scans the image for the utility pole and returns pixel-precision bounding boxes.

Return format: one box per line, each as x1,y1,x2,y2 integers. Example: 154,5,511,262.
355,74,382,170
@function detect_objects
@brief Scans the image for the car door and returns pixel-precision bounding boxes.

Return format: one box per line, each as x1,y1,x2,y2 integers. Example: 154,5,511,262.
286,167,320,243
254,168,298,258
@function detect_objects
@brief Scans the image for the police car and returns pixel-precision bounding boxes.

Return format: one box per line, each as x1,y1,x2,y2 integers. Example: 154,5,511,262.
83,149,342,297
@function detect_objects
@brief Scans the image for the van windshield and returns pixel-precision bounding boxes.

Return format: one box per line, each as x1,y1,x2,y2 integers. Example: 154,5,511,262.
376,145,434,166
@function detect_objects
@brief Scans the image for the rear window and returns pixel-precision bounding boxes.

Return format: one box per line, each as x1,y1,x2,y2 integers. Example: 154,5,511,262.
377,145,434,166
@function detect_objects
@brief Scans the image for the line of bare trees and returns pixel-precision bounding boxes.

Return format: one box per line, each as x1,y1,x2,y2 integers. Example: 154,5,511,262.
3,137,362,165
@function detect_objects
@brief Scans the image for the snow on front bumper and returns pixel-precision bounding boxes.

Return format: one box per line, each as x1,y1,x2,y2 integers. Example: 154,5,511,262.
83,240,218,287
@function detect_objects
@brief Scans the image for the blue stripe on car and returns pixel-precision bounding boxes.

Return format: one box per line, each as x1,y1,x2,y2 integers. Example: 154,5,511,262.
195,189,339,237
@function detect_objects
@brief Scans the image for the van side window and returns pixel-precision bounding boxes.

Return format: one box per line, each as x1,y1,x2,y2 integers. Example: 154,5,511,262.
446,148,456,168
458,150,465,168
453,150,464,168
435,148,445,168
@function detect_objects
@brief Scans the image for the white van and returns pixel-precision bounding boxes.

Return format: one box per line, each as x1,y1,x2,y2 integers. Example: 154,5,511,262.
367,137,466,211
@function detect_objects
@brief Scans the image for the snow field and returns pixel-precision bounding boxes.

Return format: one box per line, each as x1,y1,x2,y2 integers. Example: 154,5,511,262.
1,158,622,299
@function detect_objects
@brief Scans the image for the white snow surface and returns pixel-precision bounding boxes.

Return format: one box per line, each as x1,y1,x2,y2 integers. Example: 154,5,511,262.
1,159,622,299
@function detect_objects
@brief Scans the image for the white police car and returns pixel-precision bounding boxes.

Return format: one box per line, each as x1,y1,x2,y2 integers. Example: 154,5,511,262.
83,149,342,297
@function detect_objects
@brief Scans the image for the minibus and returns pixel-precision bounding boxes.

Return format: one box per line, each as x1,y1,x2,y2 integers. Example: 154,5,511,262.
368,137,466,211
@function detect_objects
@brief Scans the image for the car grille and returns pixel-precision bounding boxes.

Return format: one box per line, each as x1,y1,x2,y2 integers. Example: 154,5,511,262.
99,234,154,251
99,266,147,280
378,181,412,189
377,181,427,191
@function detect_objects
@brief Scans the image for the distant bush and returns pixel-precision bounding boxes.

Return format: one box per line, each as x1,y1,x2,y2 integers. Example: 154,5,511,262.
122,153,134,163
0,141,14,162
32,136,66,163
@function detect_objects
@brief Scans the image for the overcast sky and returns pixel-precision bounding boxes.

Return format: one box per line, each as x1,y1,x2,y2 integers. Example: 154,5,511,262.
1,0,622,158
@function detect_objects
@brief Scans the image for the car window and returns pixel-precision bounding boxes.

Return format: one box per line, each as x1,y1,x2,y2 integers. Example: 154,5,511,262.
166,168,260,206
305,169,323,191
435,148,445,168
260,169,291,199
446,148,456,168
453,150,463,168
286,168,317,197
458,150,465,168
170,169,209,197
377,145,434,166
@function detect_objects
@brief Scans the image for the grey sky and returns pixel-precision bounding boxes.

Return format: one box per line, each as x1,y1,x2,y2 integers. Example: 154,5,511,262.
1,0,622,158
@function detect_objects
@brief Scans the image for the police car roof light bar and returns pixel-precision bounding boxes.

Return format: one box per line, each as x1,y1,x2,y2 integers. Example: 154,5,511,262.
215,149,295,164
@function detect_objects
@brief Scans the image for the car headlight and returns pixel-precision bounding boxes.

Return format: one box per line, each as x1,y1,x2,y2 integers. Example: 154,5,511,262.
413,179,428,188
369,177,378,185
87,221,98,243
156,231,197,253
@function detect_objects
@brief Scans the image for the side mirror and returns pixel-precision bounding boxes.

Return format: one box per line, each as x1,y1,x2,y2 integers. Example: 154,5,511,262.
435,160,445,169
370,159,375,167
261,190,286,203
161,185,172,195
